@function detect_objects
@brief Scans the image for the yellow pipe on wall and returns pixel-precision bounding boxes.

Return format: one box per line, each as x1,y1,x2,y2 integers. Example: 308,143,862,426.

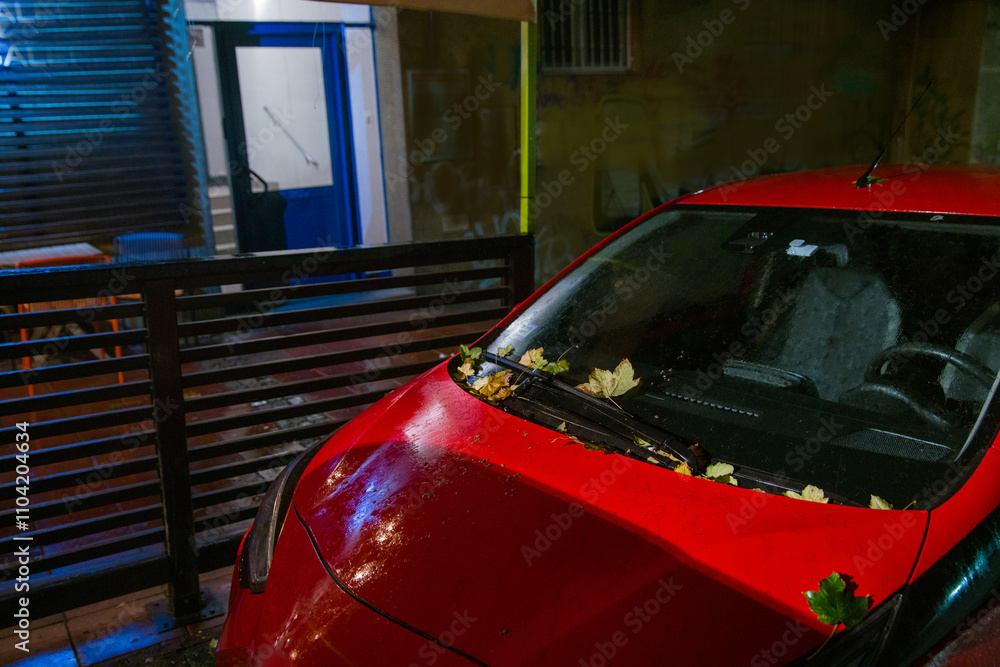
520,14,537,235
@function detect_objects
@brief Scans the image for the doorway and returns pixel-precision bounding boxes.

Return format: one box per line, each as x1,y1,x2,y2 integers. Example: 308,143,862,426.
213,23,359,253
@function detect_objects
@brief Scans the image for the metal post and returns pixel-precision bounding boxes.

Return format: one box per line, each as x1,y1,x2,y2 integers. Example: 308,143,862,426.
520,12,538,235
144,280,202,619
508,239,536,306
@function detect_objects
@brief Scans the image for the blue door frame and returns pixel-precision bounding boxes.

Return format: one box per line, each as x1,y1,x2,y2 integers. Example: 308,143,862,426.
213,22,359,253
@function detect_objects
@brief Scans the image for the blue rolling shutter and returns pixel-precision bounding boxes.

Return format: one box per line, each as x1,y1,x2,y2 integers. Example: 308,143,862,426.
0,1,190,248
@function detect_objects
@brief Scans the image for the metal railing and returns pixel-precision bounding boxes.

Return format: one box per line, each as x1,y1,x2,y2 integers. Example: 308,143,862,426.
0,235,534,619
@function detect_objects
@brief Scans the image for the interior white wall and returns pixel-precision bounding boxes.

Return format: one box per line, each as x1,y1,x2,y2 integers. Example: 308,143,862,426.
190,26,229,178
346,27,389,245
185,0,390,246
185,0,370,23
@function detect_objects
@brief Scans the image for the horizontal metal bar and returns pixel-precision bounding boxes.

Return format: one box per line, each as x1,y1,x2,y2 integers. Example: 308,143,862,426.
0,478,160,523
2,379,150,415
193,534,243,578
179,307,506,363
0,555,168,622
176,287,508,338
0,430,155,468
186,388,384,438
188,419,347,464
189,450,306,487
0,454,158,501
0,301,145,331
0,405,152,441
0,504,161,551
5,528,164,581
0,236,534,296
195,506,258,535
182,331,470,388
0,328,146,359
174,266,507,311
185,359,436,414
0,354,148,389
193,485,264,511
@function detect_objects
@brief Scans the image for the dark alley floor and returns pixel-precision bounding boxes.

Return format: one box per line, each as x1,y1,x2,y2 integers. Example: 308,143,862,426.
0,566,231,666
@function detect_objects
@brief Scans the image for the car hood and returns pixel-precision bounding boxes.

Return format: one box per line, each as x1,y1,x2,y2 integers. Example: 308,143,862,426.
293,363,929,665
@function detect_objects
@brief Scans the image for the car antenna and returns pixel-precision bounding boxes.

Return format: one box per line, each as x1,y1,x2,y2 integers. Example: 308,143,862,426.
854,79,934,188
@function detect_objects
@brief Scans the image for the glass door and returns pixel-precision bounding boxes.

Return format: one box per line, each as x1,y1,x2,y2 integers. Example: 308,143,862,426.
214,23,358,253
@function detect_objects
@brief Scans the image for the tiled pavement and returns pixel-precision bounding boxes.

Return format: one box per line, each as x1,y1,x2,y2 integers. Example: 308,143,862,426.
0,566,231,666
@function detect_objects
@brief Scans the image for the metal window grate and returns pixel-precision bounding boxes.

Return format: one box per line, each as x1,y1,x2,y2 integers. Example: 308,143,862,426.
540,0,631,73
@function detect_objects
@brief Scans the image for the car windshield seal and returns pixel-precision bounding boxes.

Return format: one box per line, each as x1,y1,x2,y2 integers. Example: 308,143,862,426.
483,351,707,474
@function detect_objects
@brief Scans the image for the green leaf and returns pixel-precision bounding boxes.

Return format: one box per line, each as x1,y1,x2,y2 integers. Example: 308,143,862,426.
704,462,733,478
701,461,738,486
803,572,871,629
786,485,829,503
497,344,515,358
576,359,640,400
459,344,482,361
869,494,893,510
517,347,570,375
542,359,570,375
456,344,484,380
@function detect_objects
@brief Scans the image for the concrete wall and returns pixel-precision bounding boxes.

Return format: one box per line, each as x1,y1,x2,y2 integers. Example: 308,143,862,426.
391,0,992,285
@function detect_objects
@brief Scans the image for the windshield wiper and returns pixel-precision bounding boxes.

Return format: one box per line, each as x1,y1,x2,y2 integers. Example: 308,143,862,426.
483,352,707,475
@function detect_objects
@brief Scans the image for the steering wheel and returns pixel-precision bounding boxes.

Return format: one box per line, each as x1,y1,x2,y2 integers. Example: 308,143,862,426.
865,342,996,388
840,342,996,432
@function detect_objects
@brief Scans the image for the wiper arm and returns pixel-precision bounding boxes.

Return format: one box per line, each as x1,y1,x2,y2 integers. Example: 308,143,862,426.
483,352,707,475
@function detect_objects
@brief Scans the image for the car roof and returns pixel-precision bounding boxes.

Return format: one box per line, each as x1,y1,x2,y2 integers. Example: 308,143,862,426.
682,164,1000,218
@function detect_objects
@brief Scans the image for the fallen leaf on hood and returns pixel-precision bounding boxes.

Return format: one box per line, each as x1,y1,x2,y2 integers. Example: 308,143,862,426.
576,359,640,404
786,485,829,503
472,370,513,402
804,572,870,630
869,494,893,510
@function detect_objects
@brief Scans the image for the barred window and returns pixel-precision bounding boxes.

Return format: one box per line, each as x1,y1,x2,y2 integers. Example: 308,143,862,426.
539,0,631,73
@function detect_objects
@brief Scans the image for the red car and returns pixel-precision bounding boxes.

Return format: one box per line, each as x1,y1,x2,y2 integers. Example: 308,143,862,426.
218,164,1000,666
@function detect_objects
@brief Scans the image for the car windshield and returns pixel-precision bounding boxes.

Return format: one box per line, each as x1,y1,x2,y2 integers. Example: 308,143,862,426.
469,205,1000,508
